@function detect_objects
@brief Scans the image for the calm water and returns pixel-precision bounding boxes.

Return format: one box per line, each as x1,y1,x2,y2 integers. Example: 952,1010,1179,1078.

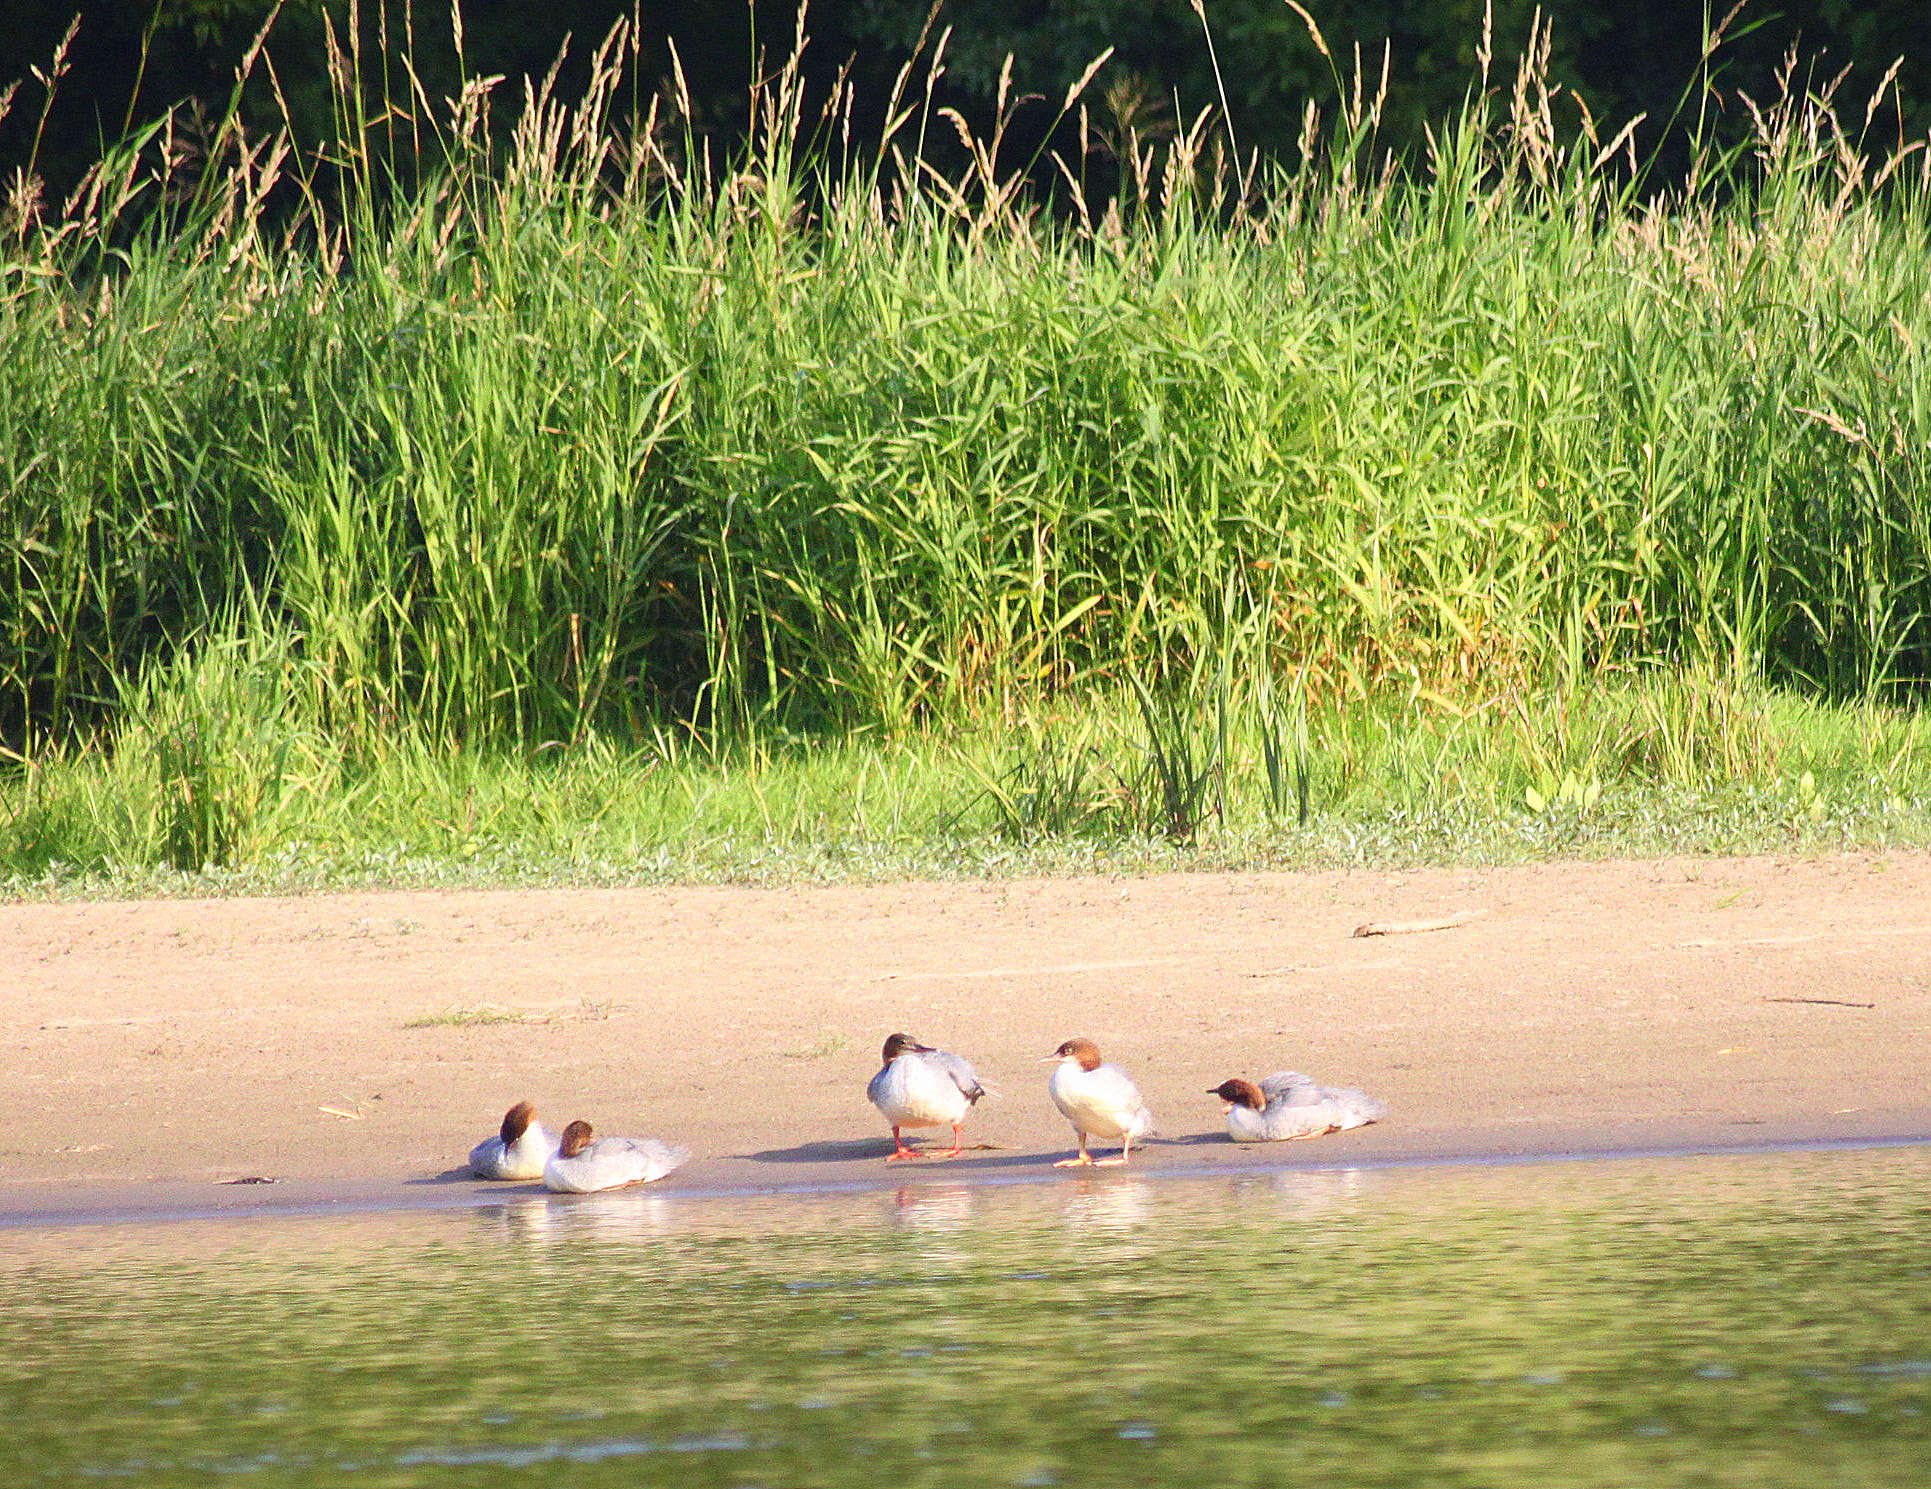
7,1148,1930,1487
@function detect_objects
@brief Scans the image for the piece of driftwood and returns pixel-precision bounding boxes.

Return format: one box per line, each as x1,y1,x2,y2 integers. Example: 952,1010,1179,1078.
1352,909,1487,938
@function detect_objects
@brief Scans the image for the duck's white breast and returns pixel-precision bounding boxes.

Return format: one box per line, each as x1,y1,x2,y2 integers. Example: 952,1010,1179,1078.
470,1123,559,1180
869,1054,969,1127
1050,1064,1152,1139
1225,1105,1271,1143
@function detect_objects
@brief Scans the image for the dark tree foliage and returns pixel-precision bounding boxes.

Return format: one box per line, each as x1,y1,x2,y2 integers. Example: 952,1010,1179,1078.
4,1,1928,196
842,1,1930,168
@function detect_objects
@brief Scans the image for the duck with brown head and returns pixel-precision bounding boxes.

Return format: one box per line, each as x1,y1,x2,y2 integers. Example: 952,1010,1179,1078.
468,1101,560,1180
1208,1070,1387,1142
541,1119,691,1193
1042,1038,1155,1167
867,1033,987,1161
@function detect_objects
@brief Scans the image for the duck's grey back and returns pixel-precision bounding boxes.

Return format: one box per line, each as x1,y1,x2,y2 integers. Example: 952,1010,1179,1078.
1262,1070,1386,1129
611,1136,692,1174
1092,1062,1157,1136
1260,1071,1318,1103
932,1049,986,1104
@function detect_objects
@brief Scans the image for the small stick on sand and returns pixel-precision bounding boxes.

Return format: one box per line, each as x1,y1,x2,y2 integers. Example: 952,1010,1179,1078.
1761,996,1875,1009
1352,909,1487,938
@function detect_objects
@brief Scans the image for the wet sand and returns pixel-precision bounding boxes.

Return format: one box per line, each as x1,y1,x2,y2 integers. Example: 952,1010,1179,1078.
6,853,1930,1225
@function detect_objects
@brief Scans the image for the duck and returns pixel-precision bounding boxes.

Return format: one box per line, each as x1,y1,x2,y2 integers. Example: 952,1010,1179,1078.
1043,1038,1155,1167
1208,1072,1387,1142
468,1101,560,1180
867,1032,987,1161
541,1119,690,1193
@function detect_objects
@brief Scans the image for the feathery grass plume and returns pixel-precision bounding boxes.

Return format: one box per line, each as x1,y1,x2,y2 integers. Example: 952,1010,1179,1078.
4,5,1931,880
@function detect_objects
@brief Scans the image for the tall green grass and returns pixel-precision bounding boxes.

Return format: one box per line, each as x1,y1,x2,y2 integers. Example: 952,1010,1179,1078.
5,11,1931,884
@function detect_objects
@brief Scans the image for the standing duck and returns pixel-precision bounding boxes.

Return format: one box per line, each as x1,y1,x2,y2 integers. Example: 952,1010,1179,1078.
469,1101,560,1180
867,1033,987,1160
1208,1071,1386,1142
542,1120,690,1193
1043,1038,1155,1167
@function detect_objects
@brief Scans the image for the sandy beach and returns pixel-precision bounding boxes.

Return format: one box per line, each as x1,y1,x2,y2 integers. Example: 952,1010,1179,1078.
5,852,1930,1225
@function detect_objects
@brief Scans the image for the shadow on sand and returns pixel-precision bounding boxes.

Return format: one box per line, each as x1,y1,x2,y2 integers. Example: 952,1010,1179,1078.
744,1138,1191,1172
744,1138,902,1164
404,1166,547,1192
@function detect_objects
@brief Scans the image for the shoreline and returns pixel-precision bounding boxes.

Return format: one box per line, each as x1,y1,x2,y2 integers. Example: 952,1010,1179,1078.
9,851,1931,1234
9,1127,1930,1233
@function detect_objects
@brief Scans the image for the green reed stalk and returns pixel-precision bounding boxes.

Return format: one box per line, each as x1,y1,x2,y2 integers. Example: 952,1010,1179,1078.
5,7,1931,792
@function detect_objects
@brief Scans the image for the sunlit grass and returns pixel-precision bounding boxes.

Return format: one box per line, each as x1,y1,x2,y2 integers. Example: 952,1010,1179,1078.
7,677,1931,898
401,1006,534,1029
5,12,1931,893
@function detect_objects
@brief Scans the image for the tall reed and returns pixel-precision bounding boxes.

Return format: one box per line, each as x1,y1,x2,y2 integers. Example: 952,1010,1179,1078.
4,7,1931,772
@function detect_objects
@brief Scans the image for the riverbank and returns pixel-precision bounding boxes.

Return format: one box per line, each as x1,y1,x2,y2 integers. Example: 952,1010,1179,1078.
6,853,1929,1226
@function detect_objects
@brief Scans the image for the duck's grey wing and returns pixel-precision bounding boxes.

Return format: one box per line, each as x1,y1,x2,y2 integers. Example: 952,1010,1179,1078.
1091,1064,1156,1135
1327,1086,1388,1126
1260,1071,1318,1103
1258,1102,1337,1140
613,1137,692,1176
933,1050,986,1105
1266,1072,1385,1127
1087,1063,1146,1107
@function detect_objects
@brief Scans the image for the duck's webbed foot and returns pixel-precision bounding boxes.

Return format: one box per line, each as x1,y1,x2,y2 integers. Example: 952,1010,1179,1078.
888,1127,927,1161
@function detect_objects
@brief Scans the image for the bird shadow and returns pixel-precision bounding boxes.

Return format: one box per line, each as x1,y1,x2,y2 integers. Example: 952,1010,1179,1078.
743,1138,901,1164
743,1140,1149,1173
407,1166,528,1187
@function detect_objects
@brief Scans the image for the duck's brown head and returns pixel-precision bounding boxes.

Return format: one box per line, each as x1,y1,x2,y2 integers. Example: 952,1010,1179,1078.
558,1120,595,1159
881,1032,935,1063
500,1101,537,1145
1209,1078,1265,1111
1045,1038,1103,1072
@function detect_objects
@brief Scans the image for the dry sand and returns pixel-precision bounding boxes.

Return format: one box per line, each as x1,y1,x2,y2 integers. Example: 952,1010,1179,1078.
4,853,1929,1224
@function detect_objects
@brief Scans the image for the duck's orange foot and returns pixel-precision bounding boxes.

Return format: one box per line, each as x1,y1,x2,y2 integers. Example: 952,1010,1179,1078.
1053,1155,1095,1167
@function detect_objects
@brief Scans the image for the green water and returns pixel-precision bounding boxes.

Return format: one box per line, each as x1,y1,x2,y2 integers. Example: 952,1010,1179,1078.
7,1149,1929,1487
